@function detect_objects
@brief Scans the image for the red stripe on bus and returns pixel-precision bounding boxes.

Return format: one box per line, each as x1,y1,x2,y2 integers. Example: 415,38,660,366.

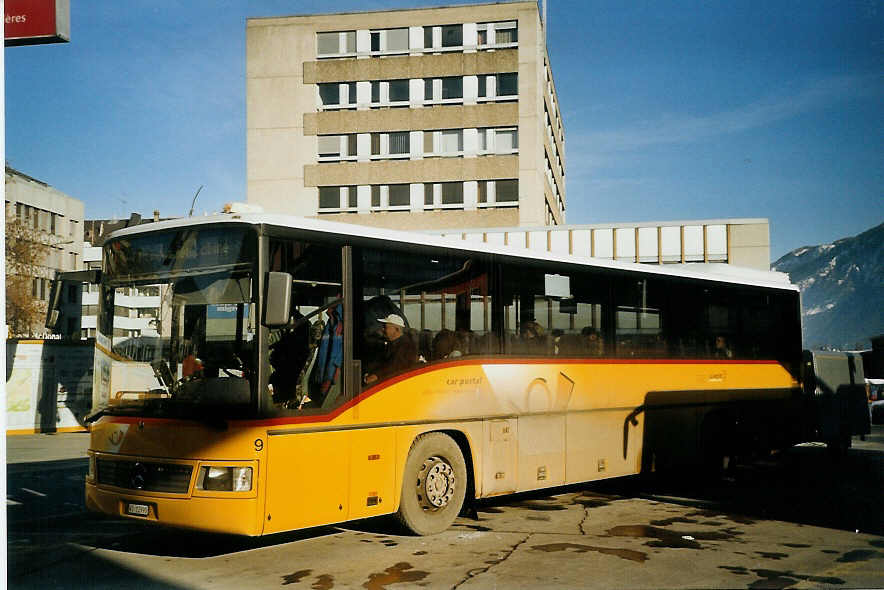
100,358,782,429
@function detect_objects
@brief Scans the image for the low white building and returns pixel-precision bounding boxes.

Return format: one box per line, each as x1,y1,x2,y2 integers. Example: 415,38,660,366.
429,218,771,271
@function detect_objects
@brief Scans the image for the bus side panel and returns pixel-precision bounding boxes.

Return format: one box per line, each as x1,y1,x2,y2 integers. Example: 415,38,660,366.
264,430,351,534
565,410,645,483
517,415,565,490
482,419,517,496
348,428,397,521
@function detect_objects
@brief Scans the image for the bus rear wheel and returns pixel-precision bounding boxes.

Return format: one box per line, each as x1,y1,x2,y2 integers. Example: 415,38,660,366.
396,433,467,535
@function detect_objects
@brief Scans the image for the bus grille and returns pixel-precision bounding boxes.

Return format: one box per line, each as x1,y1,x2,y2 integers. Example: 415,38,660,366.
96,459,193,493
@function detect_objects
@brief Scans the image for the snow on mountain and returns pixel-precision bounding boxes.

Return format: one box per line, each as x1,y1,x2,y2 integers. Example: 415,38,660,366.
771,222,883,350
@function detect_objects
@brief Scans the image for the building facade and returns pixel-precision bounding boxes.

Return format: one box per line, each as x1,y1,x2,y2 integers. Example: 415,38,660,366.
247,0,565,230
5,166,85,337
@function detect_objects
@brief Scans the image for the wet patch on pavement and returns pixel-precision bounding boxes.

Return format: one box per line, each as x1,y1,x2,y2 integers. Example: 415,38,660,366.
453,523,492,532
686,510,756,525
836,549,883,563
311,574,334,589
510,500,568,511
649,516,699,526
605,525,743,549
755,551,788,560
532,542,648,563
282,569,312,585
719,566,845,588
572,493,617,509
362,562,428,590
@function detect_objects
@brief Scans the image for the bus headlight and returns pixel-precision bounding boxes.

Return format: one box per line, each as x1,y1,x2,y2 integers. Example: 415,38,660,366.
88,454,96,480
197,466,252,492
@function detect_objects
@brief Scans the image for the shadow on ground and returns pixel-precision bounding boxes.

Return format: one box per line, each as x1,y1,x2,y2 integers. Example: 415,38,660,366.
588,444,884,536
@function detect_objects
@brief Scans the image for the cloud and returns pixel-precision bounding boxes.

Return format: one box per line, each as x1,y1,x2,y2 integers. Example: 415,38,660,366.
576,75,877,153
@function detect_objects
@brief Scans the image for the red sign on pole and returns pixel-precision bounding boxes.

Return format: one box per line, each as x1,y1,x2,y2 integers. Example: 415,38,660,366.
5,0,70,46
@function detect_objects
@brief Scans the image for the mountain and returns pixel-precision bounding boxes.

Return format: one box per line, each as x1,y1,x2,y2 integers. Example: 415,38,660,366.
771,222,884,350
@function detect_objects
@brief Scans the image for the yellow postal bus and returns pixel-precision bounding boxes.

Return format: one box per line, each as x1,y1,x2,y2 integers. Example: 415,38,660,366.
85,211,804,535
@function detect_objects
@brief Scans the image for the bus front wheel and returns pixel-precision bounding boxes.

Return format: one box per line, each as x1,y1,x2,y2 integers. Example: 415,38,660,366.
396,433,467,535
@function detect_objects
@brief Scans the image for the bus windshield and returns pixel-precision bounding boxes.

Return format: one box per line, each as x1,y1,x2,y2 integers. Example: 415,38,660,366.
97,226,257,418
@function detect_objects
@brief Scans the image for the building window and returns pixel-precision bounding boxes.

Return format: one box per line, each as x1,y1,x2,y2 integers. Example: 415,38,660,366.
424,183,434,206
389,132,410,155
319,187,341,210
496,179,519,202
370,79,410,107
423,77,464,104
441,24,463,47
370,28,409,55
478,73,518,101
477,179,519,208
442,77,462,100
371,185,381,208
389,79,409,102
388,184,410,207
423,24,463,51
495,22,518,44
478,21,518,48
441,182,464,205
318,134,357,161
370,131,411,160
497,73,518,97
317,30,356,57
423,129,463,157
318,186,357,212
441,130,463,156
478,127,518,155
318,82,356,109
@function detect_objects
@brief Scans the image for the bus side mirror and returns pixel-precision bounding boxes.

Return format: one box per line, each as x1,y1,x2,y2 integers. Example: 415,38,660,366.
263,272,292,327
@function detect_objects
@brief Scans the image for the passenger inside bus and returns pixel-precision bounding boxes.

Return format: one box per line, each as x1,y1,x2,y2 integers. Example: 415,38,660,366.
581,326,604,356
309,303,344,401
714,335,734,359
516,320,546,355
363,314,418,385
269,309,314,407
361,295,407,370
432,329,463,360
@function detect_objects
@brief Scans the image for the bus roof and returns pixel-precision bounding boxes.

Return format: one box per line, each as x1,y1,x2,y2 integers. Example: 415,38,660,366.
105,212,797,292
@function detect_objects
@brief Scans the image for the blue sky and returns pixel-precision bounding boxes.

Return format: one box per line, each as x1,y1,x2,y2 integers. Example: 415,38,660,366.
5,0,882,260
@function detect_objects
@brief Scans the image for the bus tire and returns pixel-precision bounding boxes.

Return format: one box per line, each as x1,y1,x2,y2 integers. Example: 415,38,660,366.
396,432,467,536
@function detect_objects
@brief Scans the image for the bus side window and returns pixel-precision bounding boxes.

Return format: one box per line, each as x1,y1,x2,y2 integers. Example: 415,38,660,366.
357,247,493,382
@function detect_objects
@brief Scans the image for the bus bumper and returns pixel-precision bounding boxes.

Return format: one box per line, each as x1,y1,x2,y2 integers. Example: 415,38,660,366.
85,481,262,536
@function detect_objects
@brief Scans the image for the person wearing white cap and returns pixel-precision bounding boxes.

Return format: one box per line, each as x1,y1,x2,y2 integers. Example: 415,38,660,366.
363,314,417,385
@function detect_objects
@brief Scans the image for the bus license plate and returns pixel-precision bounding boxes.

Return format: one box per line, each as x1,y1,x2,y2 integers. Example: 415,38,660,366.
127,503,150,517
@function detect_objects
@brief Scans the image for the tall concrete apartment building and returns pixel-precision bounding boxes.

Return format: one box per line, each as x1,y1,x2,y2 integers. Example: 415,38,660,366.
247,0,565,230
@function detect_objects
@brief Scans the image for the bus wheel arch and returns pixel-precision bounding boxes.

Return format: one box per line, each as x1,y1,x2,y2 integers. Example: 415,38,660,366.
396,431,469,535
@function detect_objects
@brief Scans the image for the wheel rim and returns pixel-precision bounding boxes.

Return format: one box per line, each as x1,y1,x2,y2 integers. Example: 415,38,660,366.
416,456,455,511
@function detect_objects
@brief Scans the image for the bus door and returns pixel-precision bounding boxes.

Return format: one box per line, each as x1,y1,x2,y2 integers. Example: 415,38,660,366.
262,238,355,533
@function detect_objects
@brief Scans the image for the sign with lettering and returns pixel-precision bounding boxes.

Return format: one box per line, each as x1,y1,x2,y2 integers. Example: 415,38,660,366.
5,0,70,46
